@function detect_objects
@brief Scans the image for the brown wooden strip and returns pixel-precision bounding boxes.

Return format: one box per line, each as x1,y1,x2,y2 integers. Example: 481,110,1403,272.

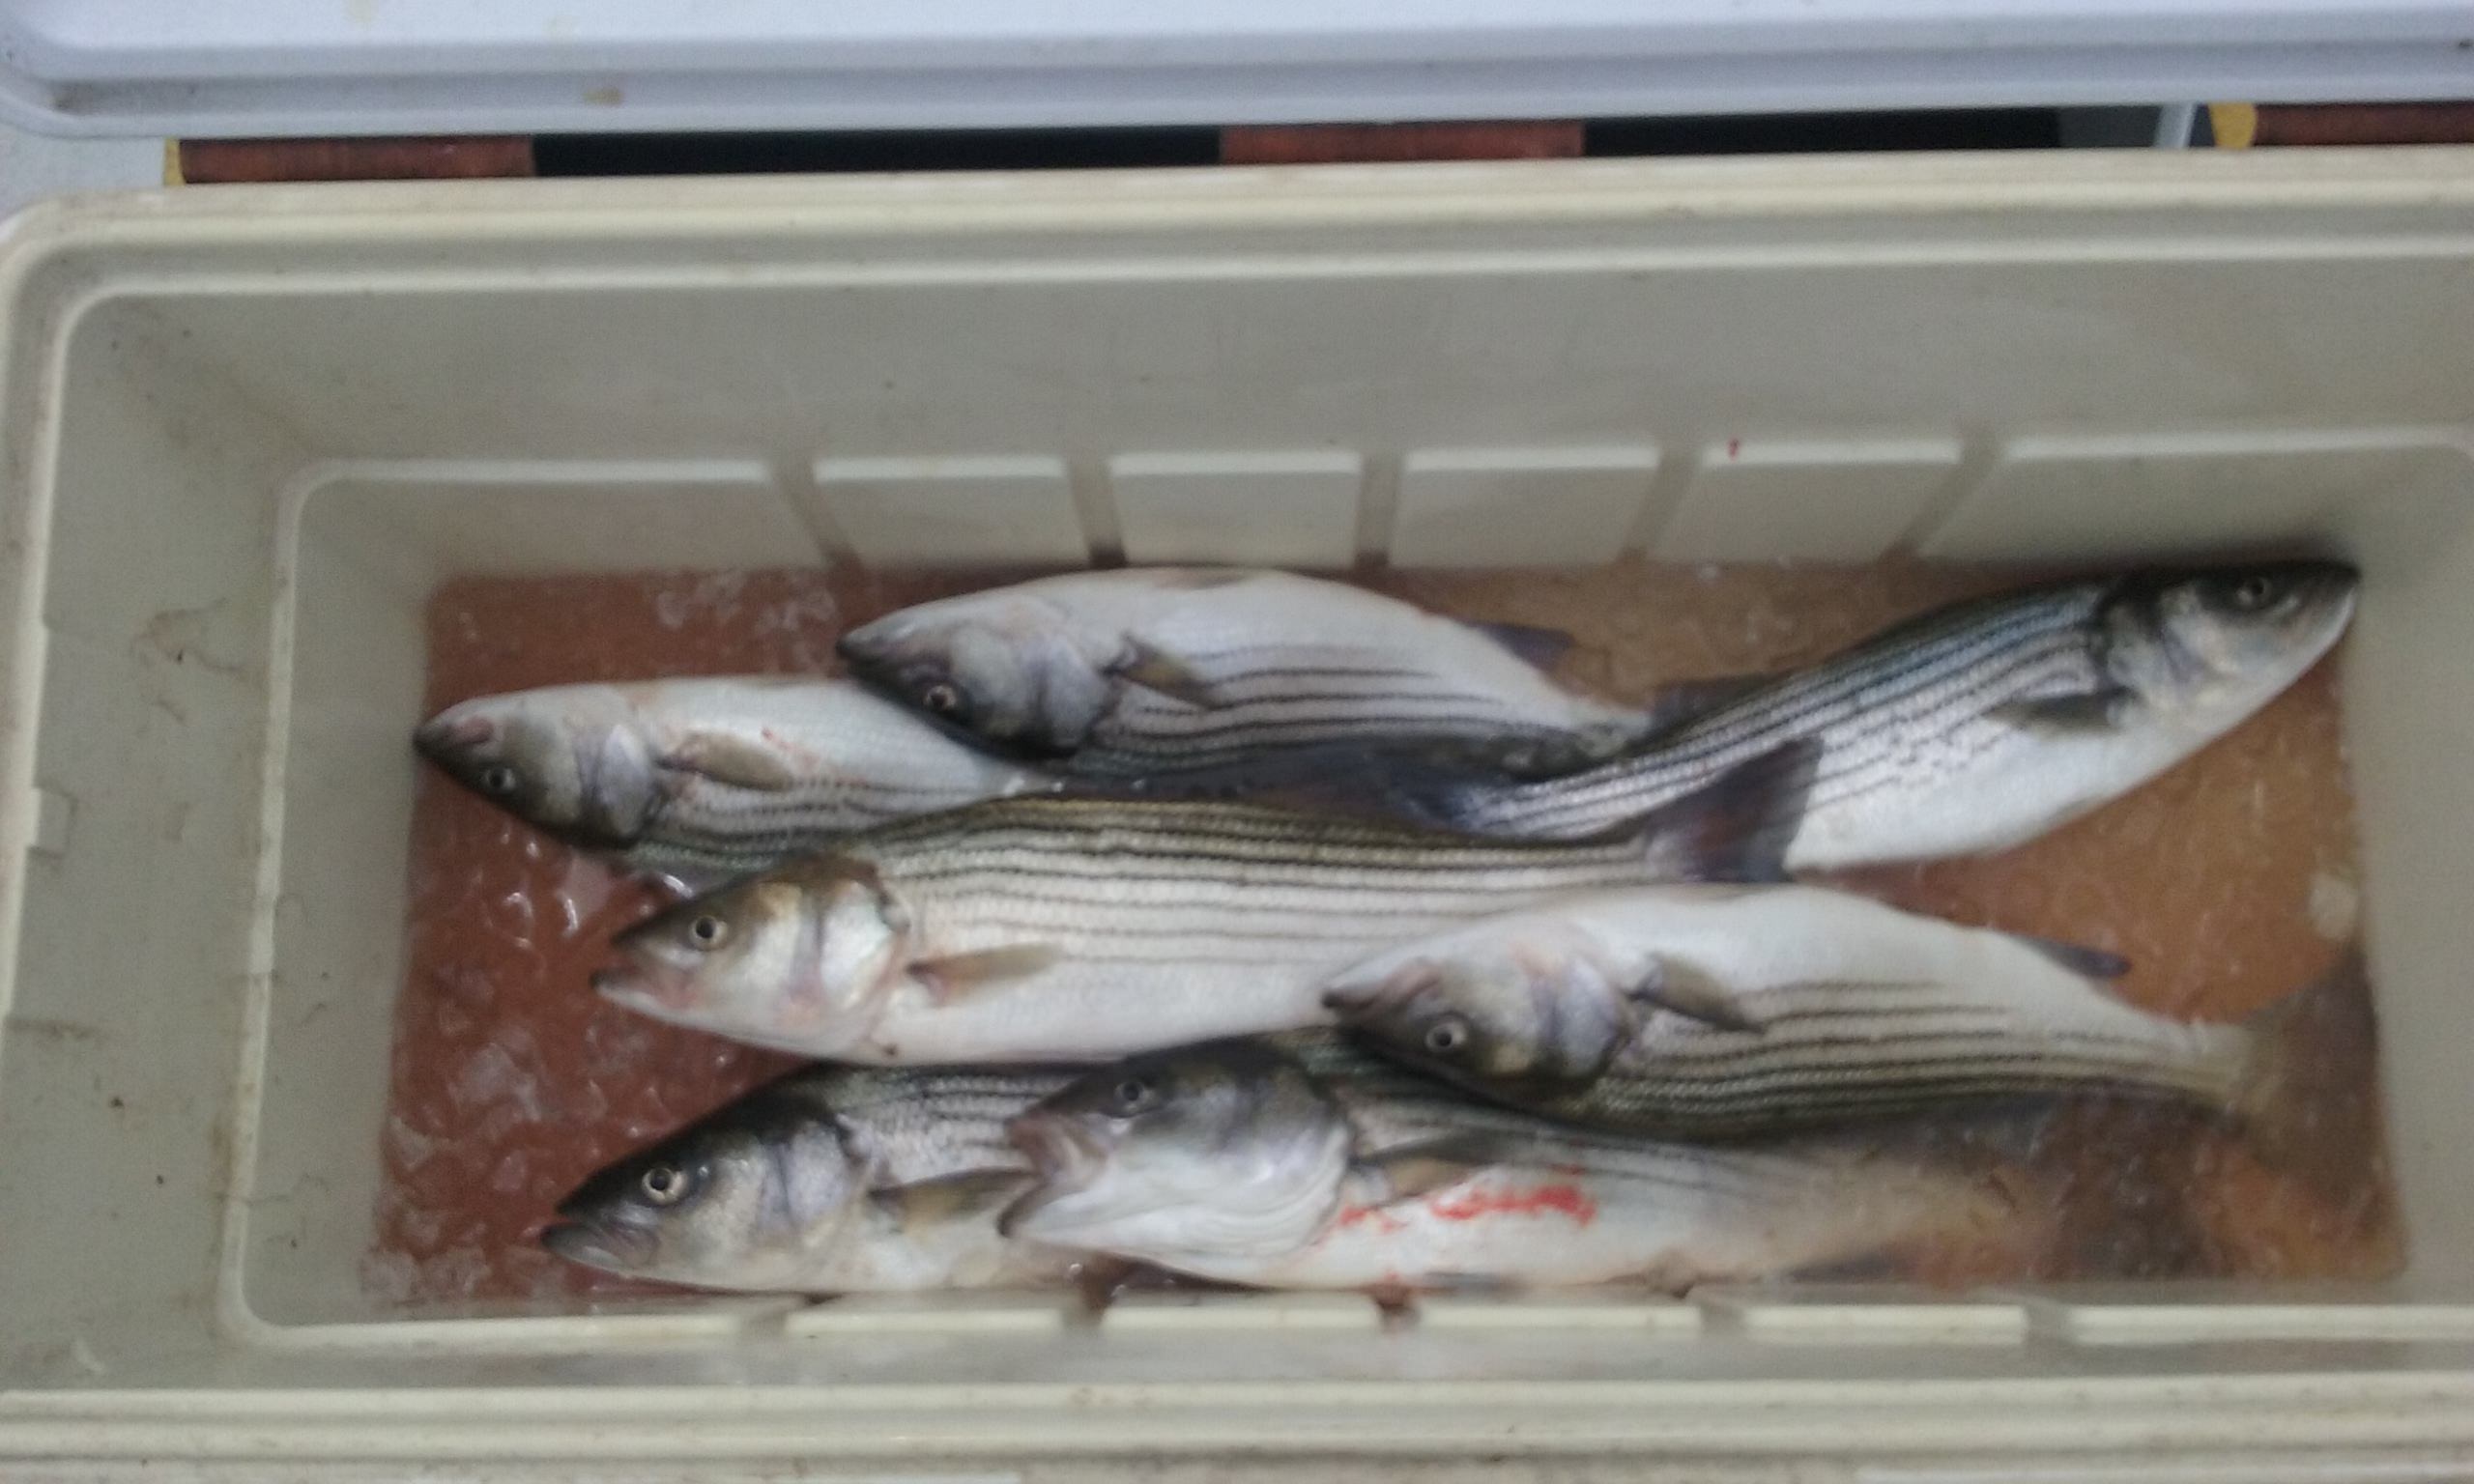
2246,102,2474,147
1222,121,1584,164
178,135,536,185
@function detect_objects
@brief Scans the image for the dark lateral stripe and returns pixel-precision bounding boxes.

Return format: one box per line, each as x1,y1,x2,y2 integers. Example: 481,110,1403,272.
892,863,1642,908
939,914,1442,952
881,827,1645,879
1565,1073,2220,1132
1566,622,2089,807
906,879,1648,936
885,817,1607,864
1481,594,2094,813
1598,1046,2231,1107
1486,624,2096,832
1116,695,1540,728
1635,1033,2217,1086
1533,588,2089,782
1100,711,1566,757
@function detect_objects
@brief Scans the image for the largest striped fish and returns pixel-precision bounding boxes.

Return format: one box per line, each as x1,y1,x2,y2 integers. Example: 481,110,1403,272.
835,568,1659,783
1375,564,2357,866
591,744,1815,1064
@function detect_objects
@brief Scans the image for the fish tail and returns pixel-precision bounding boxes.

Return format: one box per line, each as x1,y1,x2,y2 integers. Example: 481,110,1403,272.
2224,945,2379,1178
1365,764,1506,835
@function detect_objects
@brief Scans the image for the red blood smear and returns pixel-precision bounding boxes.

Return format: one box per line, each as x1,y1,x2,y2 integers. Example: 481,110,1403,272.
1335,1204,1405,1236
1427,1182,1597,1227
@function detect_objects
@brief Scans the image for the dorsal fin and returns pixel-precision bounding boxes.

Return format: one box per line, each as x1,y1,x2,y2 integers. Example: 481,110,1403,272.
1640,673,1776,736
2005,932,2131,981
1462,619,1576,671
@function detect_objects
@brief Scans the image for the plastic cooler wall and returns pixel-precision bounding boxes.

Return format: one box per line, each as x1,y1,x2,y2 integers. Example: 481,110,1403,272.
4,157,2474,1432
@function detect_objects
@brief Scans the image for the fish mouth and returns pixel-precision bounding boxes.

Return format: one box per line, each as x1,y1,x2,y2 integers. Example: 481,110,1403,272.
833,623,902,676
414,710,495,762
1319,959,1442,1021
540,1218,653,1273
997,1110,1111,1238
1319,978,1394,1020
590,963,690,1019
2291,562,2362,633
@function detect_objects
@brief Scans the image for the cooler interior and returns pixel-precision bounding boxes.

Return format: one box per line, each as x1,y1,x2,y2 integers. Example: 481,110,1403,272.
6,163,2474,1396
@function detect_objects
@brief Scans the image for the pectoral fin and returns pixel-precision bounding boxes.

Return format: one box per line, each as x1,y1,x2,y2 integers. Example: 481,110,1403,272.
1990,687,2134,736
662,730,803,791
1346,1134,1510,1208
1628,958,1764,1033
1114,640,1223,708
871,1170,1029,1230
911,944,1064,1003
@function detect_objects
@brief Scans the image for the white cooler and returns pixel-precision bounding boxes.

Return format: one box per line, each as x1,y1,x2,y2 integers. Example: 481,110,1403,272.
7,5,2474,1476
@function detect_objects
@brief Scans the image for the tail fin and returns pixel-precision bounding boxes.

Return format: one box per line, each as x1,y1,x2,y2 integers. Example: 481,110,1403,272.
1360,756,1510,834
2228,945,2380,1182
1633,738,1822,883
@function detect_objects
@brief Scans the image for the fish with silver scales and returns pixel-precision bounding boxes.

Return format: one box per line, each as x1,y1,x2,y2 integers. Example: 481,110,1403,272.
541,1062,1076,1294
1321,883,2312,1141
587,742,1819,1065
996,1037,2028,1293
835,566,1675,783
416,675,1060,889
541,1035,2028,1298
1371,563,2358,865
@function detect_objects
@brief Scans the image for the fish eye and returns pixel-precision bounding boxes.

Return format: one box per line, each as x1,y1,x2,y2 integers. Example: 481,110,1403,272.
1110,1076,1157,1116
639,1162,694,1206
1423,1015,1473,1056
685,914,730,950
2230,575,2278,612
479,764,521,796
920,682,963,716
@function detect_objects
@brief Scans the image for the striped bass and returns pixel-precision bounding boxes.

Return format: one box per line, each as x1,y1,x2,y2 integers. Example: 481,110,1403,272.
537,1036,1444,1294
416,676,1058,887
999,1038,2024,1293
544,1062,1078,1294
1322,885,2292,1138
1375,564,2357,865
591,744,1817,1064
835,567,1659,783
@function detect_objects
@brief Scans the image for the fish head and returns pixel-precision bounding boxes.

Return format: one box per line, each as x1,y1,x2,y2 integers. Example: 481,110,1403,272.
542,1079,866,1290
415,686,663,848
595,861,911,1054
2104,563,2359,729
1324,940,1633,1091
998,1040,1353,1266
838,596,1116,756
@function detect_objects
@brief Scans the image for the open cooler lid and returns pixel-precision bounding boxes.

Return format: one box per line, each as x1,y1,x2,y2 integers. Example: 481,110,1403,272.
3,0,2472,138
